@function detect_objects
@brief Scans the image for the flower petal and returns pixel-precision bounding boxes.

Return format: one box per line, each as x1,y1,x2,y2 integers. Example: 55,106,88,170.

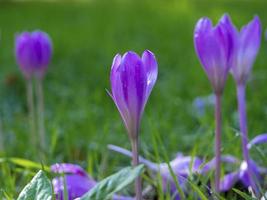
51,163,89,177
247,133,267,149
141,50,158,101
220,171,240,192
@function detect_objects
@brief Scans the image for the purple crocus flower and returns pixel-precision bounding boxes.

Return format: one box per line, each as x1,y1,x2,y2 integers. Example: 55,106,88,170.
194,14,235,193
51,163,134,200
15,30,52,79
110,50,158,199
227,16,262,195
194,14,234,94
230,16,261,85
110,50,158,139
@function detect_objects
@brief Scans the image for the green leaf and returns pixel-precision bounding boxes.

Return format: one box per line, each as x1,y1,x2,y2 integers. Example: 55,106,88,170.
79,165,145,200
185,178,208,200
232,188,257,200
9,158,50,171
17,170,52,200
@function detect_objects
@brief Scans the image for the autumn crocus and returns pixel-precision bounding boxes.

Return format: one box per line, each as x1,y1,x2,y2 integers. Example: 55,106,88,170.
15,30,52,152
228,16,261,194
110,50,158,199
194,14,234,192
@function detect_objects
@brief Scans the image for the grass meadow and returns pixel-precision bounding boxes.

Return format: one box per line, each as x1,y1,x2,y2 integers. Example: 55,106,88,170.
0,0,267,199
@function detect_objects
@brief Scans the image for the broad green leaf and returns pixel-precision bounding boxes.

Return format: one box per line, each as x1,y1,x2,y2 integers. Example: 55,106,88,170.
17,170,52,200
79,165,144,200
232,188,257,200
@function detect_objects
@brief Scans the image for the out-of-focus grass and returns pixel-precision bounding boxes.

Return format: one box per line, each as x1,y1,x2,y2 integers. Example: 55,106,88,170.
0,0,267,197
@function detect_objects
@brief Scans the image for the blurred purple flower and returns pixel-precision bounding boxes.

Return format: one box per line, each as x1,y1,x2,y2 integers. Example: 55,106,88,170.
220,159,262,192
15,30,52,79
108,145,203,200
194,14,234,94
51,163,134,200
230,16,261,85
193,94,215,117
109,144,267,198
110,50,158,139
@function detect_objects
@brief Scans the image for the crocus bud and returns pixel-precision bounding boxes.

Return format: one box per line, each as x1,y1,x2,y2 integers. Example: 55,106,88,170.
15,30,52,79
230,16,261,85
194,14,234,94
110,50,158,139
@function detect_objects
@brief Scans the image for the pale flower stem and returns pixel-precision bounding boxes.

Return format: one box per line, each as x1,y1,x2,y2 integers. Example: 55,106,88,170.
26,79,36,149
237,84,258,195
36,78,46,151
215,93,222,193
131,137,142,200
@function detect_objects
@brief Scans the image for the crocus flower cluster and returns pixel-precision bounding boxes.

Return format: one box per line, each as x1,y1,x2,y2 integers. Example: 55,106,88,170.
194,14,262,195
9,12,267,200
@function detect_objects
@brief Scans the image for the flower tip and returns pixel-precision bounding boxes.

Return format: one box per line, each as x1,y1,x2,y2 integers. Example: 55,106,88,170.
219,13,233,26
194,17,212,37
111,53,122,69
142,49,155,59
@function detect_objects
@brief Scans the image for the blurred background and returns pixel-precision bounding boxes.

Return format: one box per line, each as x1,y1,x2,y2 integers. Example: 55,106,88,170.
0,0,267,194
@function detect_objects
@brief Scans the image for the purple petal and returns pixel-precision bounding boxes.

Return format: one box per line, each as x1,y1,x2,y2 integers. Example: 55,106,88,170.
121,52,146,125
141,50,158,102
51,163,97,200
232,16,261,83
247,133,267,149
201,155,240,173
53,174,96,200
239,160,261,188
220,171,240,192
51,163,89,177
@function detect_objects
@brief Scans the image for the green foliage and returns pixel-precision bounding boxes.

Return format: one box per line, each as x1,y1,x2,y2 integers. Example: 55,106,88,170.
80,165,144,200
17,170,52,200
232,188,257,200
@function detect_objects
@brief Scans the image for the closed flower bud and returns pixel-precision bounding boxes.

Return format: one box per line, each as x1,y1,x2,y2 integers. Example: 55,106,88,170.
15,30,52,79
